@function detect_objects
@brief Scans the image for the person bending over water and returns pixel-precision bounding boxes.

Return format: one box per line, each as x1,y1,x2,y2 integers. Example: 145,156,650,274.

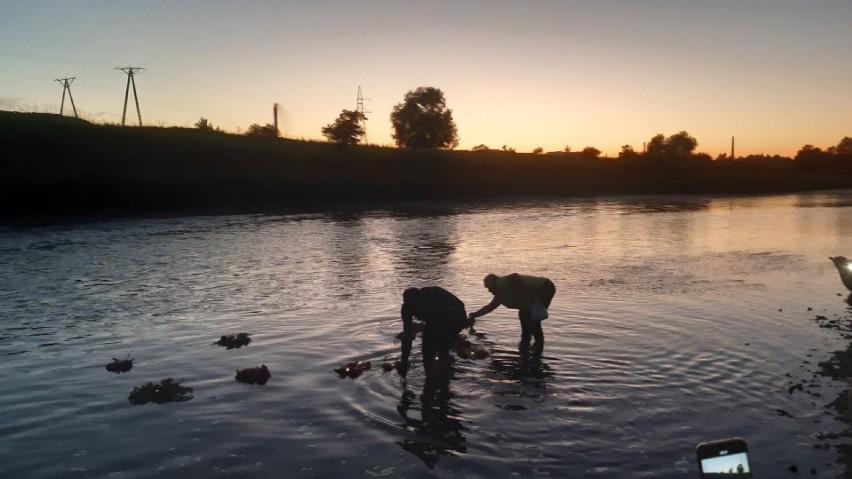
468,273,556,351
399,287,468,378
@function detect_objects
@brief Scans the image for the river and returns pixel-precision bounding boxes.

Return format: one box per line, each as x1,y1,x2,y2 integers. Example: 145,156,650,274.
2,191,852,478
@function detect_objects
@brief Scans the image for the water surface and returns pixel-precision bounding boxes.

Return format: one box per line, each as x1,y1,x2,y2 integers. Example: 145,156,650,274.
2,192,852,478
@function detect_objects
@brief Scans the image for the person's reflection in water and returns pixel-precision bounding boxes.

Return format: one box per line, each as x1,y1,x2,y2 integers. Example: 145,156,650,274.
388,211,458,285
396,365,467,469
327,216,369,301
489,347,554,403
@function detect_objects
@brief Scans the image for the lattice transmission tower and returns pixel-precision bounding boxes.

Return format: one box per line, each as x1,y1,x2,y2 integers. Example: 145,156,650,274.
54,77,78,118
117,66,145,126
356,86,371,144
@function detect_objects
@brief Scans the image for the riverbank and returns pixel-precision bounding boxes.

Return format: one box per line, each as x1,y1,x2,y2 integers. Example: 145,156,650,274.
810,300,852,475
3,111,852,223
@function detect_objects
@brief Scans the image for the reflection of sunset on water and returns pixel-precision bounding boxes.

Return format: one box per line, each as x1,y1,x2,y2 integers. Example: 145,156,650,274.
2,191,852,476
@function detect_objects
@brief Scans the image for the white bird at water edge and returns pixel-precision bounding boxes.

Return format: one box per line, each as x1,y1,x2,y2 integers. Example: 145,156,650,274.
829,256,852,292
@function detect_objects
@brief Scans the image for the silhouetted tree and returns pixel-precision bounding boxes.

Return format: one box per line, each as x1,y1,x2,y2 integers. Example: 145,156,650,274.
795,144,830,173
835,137,852,156
796,141,852,173
246,123,279,138
795,144,825,161
532,147,543,155
501,145,516,153
739,154,793,164
667,131,698,156
581,146,601,158
471,144,490,152
321,109,366,145
195,117,214,131
564,146,572,153
390,87,459,149
646,134,667,156
796,139,852,160
618,144,639,159
644,131,698,158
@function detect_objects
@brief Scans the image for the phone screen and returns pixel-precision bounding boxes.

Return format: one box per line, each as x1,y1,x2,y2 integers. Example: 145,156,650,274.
697,438,752,478
699,451,751,477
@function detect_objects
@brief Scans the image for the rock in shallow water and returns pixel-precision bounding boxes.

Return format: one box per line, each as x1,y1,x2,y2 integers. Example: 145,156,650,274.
105,356,134,373
128,378,193,405
215,333,252,349
235,364,271,385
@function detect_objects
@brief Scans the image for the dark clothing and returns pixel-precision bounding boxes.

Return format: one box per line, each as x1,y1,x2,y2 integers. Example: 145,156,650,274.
534,278,557,308
513,278,555,347
489,274,555,311
474,273,556,351
518,278,555,339
401,286,467,354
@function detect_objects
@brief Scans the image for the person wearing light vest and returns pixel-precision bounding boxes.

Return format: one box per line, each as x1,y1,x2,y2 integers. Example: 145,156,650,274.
467,273,556,351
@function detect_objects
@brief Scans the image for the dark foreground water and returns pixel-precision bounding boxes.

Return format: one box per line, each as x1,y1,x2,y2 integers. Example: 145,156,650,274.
2,192,852,478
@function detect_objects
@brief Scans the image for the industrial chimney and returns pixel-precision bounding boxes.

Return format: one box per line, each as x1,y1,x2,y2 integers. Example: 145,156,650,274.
273,103,280,133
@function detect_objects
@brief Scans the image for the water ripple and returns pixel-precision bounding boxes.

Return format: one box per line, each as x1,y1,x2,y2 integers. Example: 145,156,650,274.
2,192,852,477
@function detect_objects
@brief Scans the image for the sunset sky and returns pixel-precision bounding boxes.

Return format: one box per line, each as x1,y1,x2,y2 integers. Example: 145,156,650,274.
1,1,850,157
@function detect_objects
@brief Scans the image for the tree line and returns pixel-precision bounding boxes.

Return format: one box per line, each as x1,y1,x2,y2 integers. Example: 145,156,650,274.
194,86,849,167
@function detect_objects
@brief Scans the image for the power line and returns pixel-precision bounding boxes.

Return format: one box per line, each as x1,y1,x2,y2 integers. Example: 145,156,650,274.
116,66,145,126
0,47,114,70
54,77,78,118
144,70,235,94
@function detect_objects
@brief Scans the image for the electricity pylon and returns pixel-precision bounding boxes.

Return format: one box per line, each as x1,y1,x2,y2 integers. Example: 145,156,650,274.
356,86,371,143
117,66,145,126
54,77,78,118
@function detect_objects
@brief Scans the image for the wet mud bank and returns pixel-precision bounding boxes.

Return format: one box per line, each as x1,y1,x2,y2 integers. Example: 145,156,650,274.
790,293,852,474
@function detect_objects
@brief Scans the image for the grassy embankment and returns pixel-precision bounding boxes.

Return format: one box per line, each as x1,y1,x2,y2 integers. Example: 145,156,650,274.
3,111,852,221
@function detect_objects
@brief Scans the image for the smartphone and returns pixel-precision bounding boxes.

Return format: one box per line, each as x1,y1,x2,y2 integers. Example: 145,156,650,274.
696,437,752,478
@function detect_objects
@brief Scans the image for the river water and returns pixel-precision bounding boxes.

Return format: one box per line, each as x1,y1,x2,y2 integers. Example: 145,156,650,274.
2,192,852,478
